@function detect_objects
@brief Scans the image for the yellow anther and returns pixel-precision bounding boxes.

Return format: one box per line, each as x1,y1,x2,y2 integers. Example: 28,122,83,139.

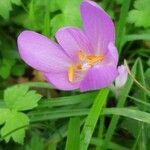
87,55,104,65
76,64,82,70
68,64,75,82
78,50,86,61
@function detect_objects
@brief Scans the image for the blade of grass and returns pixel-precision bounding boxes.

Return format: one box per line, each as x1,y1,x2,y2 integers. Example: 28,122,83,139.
116,0,131,54
29,107,150,125
128,96,150,108
102,59,138,150
65,117,80,150
96,101,106,150
132,59,147,150
103,108,150,124
38,92,97,108
80,88,109,150
43,0,51,37
91,138,130,150
124,34,150,42
29,108,89,122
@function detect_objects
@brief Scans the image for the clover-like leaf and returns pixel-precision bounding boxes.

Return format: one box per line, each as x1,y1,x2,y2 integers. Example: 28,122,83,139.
4,85,42,111
128,0,150,28
0,110,29,144
0,109,10,125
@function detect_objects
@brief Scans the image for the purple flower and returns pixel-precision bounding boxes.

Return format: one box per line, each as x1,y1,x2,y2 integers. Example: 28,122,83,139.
17,0,118,92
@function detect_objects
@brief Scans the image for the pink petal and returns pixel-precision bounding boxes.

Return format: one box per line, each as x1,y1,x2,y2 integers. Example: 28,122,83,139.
80,64,118,92
80,0,115,54
17,31,71,73
103,42,118,66
56,27,93,63
115,65,128,88
44,72,80,90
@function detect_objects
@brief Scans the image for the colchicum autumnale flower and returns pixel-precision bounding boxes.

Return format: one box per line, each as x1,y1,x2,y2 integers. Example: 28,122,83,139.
17,0,119,92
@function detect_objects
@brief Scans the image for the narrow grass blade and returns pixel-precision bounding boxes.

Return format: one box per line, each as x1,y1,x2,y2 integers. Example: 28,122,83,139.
116,0,131,54
91,138,130,150
43,0,51,37
80,88,109,150
102,108,150,124
102,59,138,150
29,108,89,122
124,34,150,42
38,92,97,108
65,117,80,150
132,59,147,150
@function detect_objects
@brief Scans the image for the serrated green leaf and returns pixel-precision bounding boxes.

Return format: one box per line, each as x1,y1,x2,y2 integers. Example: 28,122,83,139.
0,109,10,125
128,0,150,28
4,85,42,111
1,110,29,144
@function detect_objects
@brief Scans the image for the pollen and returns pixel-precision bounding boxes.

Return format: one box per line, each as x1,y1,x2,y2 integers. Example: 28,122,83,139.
78,50,86,61
87,55,104,65
68,64,75,82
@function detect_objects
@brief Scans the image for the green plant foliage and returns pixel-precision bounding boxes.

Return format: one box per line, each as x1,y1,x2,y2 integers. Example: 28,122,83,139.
128,0,150,27
0,110,29,144
0,0,21,19
0,85,42,144
4,85,42,111
25,133,44,150
0,0,150,149
0,59,15,79
51,0,82,36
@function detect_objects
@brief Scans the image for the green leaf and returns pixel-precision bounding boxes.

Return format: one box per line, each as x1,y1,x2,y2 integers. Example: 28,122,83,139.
0,0,12,19
51,0,82,36
4,85,42,111
0,109,10,125
128,0,150,28
80,88,109,150
0,110,29,144
0,0,22,19
65,117,80,150
25,133,44,150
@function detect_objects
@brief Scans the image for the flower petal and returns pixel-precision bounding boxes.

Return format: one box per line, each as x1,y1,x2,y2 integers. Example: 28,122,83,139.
80,64,117,92
102,42,118,66
56,27,93,62
17,31,71,73
80,0,115,54
115,65,128,88
44,72,80,90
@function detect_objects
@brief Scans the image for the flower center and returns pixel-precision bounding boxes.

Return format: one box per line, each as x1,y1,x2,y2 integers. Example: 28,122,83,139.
68,50,104,82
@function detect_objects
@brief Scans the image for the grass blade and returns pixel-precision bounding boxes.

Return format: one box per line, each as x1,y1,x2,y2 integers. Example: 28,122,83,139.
116,0,131,54
132,59,147,150
102,59,138,150
65,117,80,150
80,88,109,150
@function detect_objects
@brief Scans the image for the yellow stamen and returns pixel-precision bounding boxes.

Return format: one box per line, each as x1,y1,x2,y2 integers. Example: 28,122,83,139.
87,55,104,65
76,64,82,70
78,50,86,61
68,64,75,82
